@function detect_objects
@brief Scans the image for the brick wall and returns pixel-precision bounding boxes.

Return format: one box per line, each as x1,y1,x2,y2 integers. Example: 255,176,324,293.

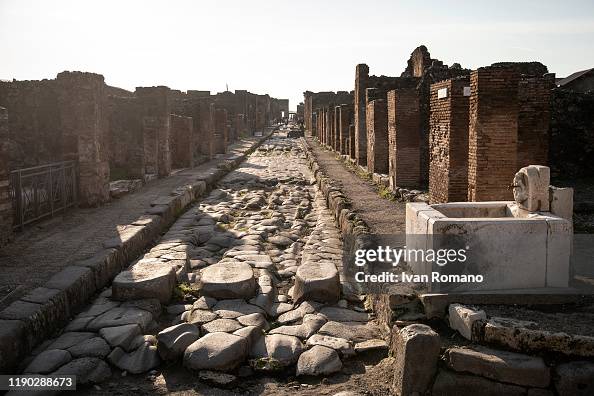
387,88,421,189
366,99,388,174
0,107,12,246
170,114,194,169
56,72,110,207
429,78,470,203
517,75,554,168
468,66,519,201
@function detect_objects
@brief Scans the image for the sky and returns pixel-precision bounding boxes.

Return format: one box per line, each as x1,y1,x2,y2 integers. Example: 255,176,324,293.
1,0,594,111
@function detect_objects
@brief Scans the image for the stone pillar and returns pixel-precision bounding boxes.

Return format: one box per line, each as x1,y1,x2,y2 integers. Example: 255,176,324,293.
339,104,353,155
366,99,388,174
387,88,421,189
333,106,340,151
468,66,520,201
354,64,369,165
0,107,13,246
213,108,227,154
349,124,356,160
170,114,194,169
429,77,470,203
236,114,247,138
136,86,172,178
56,72,110,207
517,74,554,169
107,96,144,179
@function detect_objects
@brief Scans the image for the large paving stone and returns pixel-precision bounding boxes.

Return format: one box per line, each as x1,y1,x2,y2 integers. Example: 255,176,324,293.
200,261,256,299
184,332,248,371
212,299,264,318
67,337,111,358
237,313,269,330
554,361,594,396
86,307,153,332
318,321,382,343
306,334,355,357
269,314,326,339
319,307,369,322
292,261,339,303
446,346,550,388
157,323,200,360
52,357,111,384
99,324,142,350
432,370,526,396
250,334,304,367
48,332,95,350
24,349,72,374
107,343,160,374
392,324,441,396
296,345,342,376
187,309,218,325
112,260,176,304
201,319,243,334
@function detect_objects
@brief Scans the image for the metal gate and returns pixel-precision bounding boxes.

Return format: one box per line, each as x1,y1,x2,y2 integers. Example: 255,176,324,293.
10,161,77,230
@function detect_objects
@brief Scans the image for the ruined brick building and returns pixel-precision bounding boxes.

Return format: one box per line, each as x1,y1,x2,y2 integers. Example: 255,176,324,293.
0,72,288,246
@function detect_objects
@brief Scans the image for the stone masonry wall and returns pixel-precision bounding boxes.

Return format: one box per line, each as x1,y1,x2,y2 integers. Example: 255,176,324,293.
429,77,470,203
107,96,144,179
0,107,12,246
213,108,228,154
387,88,421,189
468,66,520,201
56,72,110,207
136,86,172,178
517,75,554,169
339,104,353,155
366,99,388,174
170,114,194,169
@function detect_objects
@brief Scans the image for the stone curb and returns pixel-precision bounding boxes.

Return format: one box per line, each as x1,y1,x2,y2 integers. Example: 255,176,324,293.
0,131,275,374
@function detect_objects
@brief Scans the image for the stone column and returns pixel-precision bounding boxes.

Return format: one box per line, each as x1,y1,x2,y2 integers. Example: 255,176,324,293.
333,106,340,152
468,66,520,201
339,104,353,155
0,107,13,246
366,99,388,174
429,77,470,203
387,88,421,189
354,64,369,165
136,86,172,178
349,124,356,160
56,72,110,207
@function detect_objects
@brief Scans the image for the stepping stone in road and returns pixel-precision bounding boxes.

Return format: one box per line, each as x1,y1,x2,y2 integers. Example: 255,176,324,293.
296,345,342,376
112,260,176,304
292,261,340,304
184,332,248,371
200,261,256,299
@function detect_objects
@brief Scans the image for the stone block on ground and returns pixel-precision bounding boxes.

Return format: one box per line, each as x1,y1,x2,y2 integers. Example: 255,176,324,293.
448,304,486,341
157,323,200,360
392,324,441,396
446,346,550,388
318,321,382,343
200,261,256,299
306,334,355,357
432,369,526,396
99,324,142,350
296,345,342,376
112,261,176,304
554,361,594,396
292,261,340,303
183,332,248,371
107,343,160,374
249,334,304,367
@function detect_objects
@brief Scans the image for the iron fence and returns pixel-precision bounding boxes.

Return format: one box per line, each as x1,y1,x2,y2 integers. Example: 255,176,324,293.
10,161,77,230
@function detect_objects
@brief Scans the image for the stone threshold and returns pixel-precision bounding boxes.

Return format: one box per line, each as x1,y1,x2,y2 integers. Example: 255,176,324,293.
0,129,275,374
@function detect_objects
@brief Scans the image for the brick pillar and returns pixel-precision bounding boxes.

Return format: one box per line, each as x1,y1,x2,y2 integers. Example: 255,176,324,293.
170,114,194,168
355,64,369,165
136,86,171,178
194,98,214,160
213,108,227,154
468,66,520,201
387,88,421,189
517,75,553,168
333,106,340,151
339,104,353,155
0,107,12,246
56,72,110,207
429,78,470,203
366,99,388,174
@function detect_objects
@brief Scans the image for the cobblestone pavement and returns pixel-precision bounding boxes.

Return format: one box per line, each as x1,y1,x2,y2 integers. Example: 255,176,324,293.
17,131,391,394
0,138,261,309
